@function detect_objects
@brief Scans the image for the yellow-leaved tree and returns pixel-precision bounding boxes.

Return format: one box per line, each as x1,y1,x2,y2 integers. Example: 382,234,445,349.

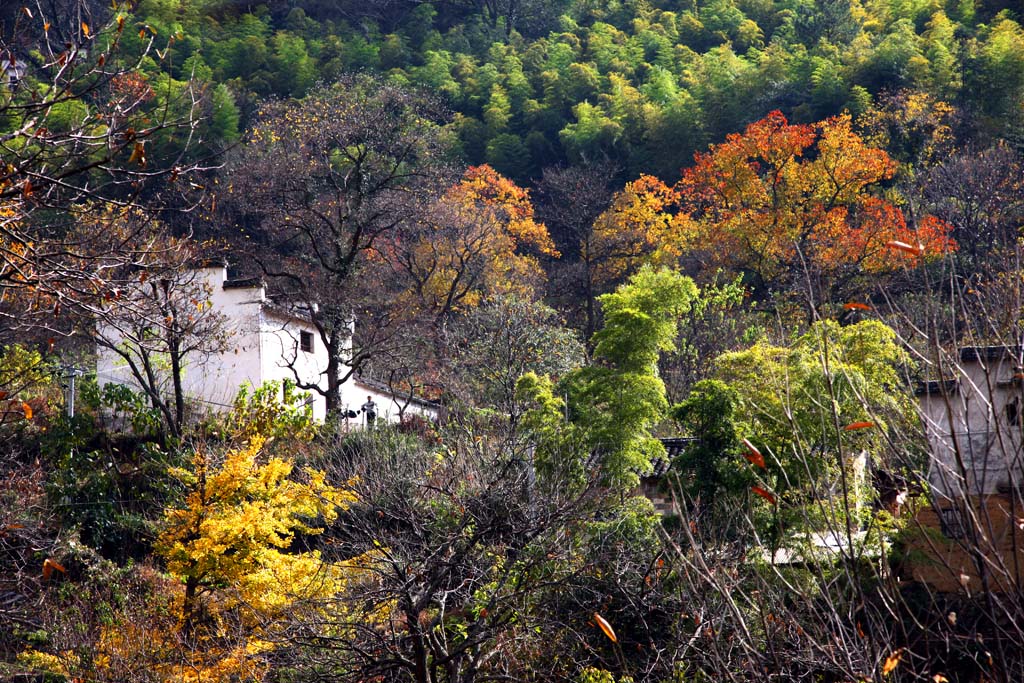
18,385,355,682
157,435,350,633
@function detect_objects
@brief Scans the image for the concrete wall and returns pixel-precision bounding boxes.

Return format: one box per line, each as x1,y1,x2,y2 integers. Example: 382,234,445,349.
919,350,1024,499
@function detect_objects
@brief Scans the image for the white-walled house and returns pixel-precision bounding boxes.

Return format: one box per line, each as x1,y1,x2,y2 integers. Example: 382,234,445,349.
909,345,1024,592
1,53,27,89
96,264,439,426
917,346,1024,499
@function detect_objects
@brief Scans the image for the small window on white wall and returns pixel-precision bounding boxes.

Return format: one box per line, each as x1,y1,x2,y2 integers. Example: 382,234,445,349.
300,330,314,353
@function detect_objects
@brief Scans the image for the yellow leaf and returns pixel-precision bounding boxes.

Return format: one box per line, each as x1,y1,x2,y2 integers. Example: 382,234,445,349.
881,648,903,676
933,675,949,683
593,612,617,643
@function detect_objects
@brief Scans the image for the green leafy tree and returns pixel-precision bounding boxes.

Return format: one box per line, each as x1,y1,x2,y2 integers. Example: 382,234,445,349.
522,267,697,491
671,379,748,505
713,319,918,538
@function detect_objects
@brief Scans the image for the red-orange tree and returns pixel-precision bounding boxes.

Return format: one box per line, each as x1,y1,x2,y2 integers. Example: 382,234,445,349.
672,111,955,301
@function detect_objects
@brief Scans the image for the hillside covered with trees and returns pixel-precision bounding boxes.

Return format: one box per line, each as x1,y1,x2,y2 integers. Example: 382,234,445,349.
2,0,1024,681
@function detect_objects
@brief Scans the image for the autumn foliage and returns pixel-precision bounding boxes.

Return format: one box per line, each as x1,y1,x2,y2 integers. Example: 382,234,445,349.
594,111,956,297
680,111,955,276
393,164,556,318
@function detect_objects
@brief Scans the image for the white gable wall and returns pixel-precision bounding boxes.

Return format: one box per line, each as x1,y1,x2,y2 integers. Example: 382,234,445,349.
258,309,331,422
183,267,265,411
919,350,1024,499
96,266,267,417
98,265,437,427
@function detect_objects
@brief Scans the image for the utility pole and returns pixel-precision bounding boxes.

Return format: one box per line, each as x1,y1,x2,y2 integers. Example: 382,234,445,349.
62,366,83,418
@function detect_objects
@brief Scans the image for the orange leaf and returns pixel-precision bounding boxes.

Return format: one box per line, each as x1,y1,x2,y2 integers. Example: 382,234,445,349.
843,302,871,311
81,21,90,37
751,486,776,505
843,421,875,431
886,240,922,256
128,142,146,166
42,558,65,581
0,523,24,538
933,676,949,683
881,648,904,676
744,452,765,469
22,402,32,420
742,438,765,468
593,612,617,643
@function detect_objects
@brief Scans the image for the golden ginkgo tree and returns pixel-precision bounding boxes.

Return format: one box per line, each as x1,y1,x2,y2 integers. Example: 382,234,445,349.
158,436,351,629
147,434,352,680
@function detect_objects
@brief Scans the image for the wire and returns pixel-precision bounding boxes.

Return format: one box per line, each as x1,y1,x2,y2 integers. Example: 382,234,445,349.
93,370,238,409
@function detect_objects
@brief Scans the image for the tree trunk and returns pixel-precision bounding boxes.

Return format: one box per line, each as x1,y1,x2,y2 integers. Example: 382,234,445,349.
325,333,343,417
170,336,185,436
182,575,200,637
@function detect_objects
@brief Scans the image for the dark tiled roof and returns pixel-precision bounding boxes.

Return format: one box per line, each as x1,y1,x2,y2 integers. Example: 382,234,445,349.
223,277,263,289
587,437,697,479
915,379,959,396
661,437,697,458
960,346,1022,363
641,457,671,479
640,437,699,479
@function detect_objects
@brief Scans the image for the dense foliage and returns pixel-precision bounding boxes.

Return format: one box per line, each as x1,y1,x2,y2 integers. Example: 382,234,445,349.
4,0,1024,681
32,0,1024,182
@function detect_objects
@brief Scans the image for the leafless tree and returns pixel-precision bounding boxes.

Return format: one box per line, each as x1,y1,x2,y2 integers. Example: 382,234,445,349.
0,3,211,338
277,421,603,683
90,230,231,440
222,76,456,416
535,161,619,340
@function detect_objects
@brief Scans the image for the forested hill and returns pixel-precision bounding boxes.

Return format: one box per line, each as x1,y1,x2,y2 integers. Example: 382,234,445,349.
7,0,1022,181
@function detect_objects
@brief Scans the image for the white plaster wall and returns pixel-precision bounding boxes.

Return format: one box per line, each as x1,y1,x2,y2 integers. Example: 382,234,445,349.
181,267,265,411
258,310,330,422
96,266,267,417
97,266,438,428
344,380,439,429
921,352,1024,498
